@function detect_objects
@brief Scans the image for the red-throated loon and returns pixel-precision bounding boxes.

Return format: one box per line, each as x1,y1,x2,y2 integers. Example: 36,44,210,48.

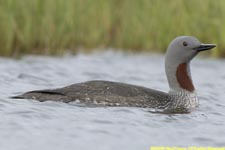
11,36,216,113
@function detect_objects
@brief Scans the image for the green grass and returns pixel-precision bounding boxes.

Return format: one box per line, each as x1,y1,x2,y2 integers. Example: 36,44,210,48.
0,0,225,57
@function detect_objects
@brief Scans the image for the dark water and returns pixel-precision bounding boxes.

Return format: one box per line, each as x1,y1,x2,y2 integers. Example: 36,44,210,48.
0,51,225,150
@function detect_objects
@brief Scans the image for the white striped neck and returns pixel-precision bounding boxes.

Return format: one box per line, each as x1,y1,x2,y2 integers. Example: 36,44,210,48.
168,89,199,109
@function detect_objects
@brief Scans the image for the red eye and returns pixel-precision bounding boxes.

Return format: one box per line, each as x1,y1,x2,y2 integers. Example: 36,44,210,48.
183,41,188,47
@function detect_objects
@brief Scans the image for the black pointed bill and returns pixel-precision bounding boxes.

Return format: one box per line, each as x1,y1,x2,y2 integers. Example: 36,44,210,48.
193,44,216,52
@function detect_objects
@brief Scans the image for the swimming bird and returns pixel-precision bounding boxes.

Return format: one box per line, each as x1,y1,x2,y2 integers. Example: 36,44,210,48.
12,36,216,113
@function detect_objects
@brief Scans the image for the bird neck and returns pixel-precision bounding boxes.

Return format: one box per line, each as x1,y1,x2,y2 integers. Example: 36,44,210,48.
165,60,195,93
168,89,199,110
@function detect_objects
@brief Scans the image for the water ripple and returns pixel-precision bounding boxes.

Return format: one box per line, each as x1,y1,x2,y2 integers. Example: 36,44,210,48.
0,52,224,150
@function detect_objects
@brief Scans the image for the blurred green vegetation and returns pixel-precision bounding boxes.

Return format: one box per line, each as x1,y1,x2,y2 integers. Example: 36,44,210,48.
0,0,224,57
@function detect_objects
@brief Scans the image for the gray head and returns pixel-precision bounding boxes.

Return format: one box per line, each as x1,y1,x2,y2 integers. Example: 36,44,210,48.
165,36,216,92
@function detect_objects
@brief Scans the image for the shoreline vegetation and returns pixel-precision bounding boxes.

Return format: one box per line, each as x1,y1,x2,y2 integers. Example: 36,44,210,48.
0,0,224,57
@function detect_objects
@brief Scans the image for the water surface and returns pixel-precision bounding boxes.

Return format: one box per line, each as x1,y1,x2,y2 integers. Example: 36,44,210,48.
0,51,225,150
